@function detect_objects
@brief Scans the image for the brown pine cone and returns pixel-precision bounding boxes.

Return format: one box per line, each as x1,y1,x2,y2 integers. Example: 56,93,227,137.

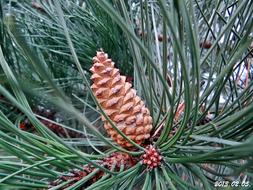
90,51,152,148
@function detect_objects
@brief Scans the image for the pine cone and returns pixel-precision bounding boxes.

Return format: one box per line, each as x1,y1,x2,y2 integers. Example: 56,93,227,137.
103,152,137,170
49,152,137,189
90,51,152,148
